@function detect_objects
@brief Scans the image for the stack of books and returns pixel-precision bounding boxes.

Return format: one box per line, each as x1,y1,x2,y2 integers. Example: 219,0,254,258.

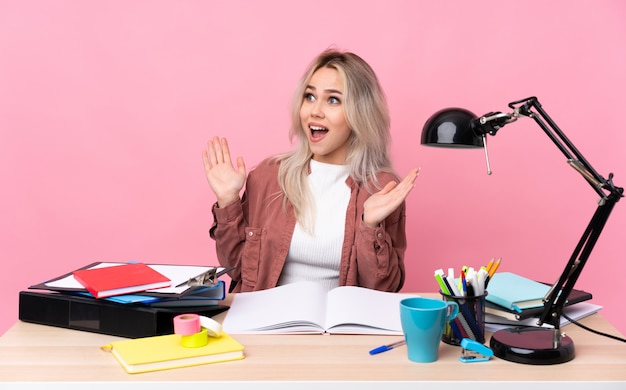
20,262,232,338
30,261,230,306
21,262,246,373
483,272,602,332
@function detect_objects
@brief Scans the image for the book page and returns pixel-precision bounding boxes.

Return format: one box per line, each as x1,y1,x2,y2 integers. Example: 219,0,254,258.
325,287,419,335
221,281,328,334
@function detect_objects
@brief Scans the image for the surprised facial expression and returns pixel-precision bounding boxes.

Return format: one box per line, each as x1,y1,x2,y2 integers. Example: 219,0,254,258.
300,67,352,165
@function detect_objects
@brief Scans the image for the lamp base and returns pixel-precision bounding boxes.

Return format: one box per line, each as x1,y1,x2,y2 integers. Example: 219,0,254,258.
489,327,575,365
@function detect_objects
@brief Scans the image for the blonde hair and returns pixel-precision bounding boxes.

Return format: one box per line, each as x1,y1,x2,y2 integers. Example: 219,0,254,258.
276,49,395,232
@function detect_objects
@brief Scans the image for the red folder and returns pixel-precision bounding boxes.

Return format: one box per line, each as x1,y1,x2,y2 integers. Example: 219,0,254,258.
73,263,171,298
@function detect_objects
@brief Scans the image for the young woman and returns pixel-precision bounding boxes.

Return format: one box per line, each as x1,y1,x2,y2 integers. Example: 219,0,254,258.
203,49,419,293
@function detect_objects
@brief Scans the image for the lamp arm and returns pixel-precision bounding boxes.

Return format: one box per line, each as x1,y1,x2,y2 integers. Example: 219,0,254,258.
502,97,624,329
511,97,611,199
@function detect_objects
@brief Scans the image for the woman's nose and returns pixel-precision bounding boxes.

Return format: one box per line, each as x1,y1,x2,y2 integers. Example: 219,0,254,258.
311,100,324,118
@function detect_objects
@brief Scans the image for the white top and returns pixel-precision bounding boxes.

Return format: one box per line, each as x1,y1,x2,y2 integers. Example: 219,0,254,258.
278,159,351,292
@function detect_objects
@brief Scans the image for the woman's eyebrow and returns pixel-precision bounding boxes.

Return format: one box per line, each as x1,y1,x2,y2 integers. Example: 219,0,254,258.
305,85,343,95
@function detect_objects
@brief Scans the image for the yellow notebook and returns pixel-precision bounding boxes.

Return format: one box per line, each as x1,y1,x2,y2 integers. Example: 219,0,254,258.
102,331,245,374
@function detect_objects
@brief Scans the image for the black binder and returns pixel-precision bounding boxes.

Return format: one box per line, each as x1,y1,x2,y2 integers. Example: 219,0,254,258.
484,285,592,321
19,290,229,338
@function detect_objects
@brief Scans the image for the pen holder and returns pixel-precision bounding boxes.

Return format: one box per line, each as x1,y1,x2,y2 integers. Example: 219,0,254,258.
439,291,487,346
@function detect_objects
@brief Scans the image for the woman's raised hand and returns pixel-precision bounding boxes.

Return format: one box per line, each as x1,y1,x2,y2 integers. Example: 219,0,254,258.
362,167,420,228
202,136,247,208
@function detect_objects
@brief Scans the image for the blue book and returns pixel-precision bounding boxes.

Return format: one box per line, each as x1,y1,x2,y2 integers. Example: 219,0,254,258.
143,280,226,308
486,272,551,311
87,280,227,307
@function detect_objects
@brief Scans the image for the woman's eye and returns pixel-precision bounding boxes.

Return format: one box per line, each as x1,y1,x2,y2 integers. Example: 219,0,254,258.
329,96,340,104
304,93,315,102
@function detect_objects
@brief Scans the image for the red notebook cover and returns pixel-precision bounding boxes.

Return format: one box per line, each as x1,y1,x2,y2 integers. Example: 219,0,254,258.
73,263,171,298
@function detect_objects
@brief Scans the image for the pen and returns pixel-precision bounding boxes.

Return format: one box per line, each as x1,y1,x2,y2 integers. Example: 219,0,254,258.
445,274,462,297
477,268,489,293
369,339,406,355
461,270,467,297
470,270,481,296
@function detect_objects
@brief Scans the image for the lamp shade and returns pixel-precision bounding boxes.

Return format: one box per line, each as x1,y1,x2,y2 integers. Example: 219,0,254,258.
421,108,483,148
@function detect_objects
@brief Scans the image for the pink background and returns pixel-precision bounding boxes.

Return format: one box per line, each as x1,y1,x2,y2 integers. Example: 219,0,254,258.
1,1,625,337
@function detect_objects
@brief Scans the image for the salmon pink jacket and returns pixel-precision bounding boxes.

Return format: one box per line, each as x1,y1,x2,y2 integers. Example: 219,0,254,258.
209,157,408,293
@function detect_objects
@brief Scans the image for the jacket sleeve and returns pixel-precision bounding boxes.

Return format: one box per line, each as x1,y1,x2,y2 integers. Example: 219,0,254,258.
209,198,247,286
353,197,407,292
208,158,278,291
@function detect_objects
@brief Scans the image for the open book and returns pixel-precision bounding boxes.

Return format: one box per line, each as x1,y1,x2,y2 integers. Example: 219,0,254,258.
221,281,418,335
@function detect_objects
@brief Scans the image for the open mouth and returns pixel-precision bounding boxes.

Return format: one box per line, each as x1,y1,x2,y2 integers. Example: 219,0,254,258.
310,125,329,139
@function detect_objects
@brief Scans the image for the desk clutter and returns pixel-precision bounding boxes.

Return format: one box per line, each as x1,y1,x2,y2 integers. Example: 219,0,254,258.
434,259,600,334
15,260,604,371
19,262,232,338
484,271,599,331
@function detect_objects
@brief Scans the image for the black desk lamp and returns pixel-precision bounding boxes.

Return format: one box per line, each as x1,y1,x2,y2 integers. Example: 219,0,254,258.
421,96,623,364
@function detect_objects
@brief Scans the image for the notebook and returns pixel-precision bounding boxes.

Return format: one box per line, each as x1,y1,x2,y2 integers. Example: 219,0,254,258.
485,272,551,311
102,331,245,374
73,263,171,298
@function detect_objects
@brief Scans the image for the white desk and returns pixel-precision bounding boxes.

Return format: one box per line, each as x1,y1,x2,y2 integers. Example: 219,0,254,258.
1,293,624,389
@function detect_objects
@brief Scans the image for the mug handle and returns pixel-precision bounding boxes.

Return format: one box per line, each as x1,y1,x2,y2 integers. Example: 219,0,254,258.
445,301,459,321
